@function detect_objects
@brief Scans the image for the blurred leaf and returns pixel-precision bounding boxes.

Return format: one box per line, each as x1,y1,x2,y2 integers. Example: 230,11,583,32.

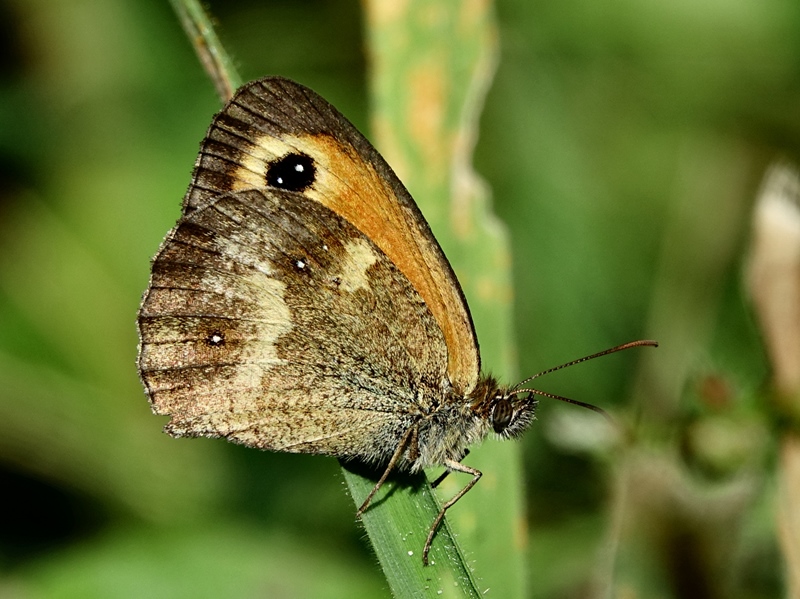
19,523,385,599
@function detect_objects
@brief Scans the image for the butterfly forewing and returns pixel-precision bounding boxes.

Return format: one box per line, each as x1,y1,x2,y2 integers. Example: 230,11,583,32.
181,77,480,395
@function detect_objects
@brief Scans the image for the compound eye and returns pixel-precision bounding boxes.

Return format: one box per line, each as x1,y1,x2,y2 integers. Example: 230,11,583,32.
491,397,513,434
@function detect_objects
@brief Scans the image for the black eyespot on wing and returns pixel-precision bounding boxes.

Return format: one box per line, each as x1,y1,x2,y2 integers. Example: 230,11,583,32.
491,397,513,434
266,153,315,191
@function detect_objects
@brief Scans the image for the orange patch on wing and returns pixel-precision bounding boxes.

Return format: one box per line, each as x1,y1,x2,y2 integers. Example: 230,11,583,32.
295,133,478,394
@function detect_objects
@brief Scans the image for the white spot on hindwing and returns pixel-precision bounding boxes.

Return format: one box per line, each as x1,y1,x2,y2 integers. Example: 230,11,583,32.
196,257,293,393
140,253,294,416
337,238,378,293
216,235,274,276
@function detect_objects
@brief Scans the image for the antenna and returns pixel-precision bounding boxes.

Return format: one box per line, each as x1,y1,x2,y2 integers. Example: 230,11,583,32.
508,340,658,418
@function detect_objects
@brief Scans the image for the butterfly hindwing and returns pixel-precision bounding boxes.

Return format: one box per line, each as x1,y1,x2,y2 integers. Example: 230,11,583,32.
138,187,449,462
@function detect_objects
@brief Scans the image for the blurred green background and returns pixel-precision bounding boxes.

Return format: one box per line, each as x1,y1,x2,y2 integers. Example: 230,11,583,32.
1,0,799,597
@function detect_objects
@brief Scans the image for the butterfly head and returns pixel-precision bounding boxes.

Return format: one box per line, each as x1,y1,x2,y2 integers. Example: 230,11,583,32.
474,340,659,439
467,377,537,440
487,388,538,440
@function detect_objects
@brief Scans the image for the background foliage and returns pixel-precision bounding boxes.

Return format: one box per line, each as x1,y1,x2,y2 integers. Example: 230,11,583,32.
1,0,799,597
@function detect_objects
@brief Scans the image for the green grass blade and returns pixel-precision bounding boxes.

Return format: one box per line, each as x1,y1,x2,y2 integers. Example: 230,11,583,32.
342,464,483,598
358,0,525,596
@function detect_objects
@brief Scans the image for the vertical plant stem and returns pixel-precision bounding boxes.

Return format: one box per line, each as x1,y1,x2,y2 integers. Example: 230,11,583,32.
169,0,241,101
360,0,525,597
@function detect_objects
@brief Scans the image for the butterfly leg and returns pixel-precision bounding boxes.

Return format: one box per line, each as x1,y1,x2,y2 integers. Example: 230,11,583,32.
356,424,415,517
430,449,471,488
423,459,482,565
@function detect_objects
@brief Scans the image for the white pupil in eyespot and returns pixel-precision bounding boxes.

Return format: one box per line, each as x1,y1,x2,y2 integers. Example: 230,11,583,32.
274,164,303,185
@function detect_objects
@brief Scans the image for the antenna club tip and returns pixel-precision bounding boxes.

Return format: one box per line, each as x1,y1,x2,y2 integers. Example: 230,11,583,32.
625,339,658,349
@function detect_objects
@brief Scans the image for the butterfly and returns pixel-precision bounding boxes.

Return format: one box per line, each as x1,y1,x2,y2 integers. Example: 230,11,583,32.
136,76,655,563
